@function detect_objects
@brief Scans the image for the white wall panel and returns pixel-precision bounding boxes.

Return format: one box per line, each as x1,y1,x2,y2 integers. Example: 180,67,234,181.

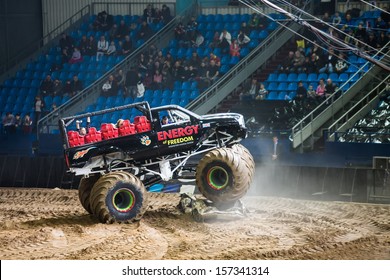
42,0,176,37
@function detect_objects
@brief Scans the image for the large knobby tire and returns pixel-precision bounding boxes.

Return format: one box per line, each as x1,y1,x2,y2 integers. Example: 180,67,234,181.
230,144,255,178
196,148,252,208
89,171,148,224
78,175,100,214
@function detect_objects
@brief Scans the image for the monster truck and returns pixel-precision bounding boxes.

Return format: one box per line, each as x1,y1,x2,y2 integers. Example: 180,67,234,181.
59,101,254,223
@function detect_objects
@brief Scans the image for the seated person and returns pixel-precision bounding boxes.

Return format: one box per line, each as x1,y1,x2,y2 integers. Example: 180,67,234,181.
116,118,124,128
76,117,90,136
161,115,170,125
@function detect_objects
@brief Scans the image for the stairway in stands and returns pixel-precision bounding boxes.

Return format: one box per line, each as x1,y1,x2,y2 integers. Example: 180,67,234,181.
216,46,291,113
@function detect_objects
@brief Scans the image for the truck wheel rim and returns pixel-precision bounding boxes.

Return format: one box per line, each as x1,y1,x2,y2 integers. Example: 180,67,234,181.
207,166,229,190
112,188,135,212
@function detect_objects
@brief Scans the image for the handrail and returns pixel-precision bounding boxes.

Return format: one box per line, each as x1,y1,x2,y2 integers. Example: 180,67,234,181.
290,42,390,149
0,5,91,79
327,76,390,141
38,1,197,135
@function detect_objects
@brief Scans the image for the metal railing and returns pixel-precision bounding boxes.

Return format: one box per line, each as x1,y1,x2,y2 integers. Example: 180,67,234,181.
327,75,390,142
290,42,390,149
38,1,197,135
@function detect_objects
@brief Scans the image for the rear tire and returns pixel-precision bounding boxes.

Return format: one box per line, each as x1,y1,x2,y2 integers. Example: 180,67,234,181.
89,171,148,223
78,175,100,214
196,148,252,208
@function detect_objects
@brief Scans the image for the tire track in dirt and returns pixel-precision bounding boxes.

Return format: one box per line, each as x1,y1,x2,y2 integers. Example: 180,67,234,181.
0,188,389,260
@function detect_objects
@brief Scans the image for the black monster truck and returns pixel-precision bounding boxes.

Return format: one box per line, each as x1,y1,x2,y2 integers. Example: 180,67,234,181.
59,101,254,223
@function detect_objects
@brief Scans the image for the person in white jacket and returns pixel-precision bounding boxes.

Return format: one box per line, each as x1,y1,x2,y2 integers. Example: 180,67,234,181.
219,29,231,51
96,35,109,61
237,30,251,47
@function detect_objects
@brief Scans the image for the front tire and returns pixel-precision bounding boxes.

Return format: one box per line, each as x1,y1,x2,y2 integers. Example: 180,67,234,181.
230,144,255,177
196,148,252,208
89,171,148,223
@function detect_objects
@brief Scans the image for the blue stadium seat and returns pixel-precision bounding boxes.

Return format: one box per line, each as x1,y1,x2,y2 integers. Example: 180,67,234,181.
277,73,287,82
267,73,278,82
277,83,288,91
267,91,278,100
287,73,298,82
297,73,308,82
307,73,318,83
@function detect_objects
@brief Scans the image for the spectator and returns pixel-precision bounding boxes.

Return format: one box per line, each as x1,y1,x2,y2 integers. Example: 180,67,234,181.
209,52,220,67
115,69,126,93
34,95,44,129
62,80,72,96
78,35,89,56
152,69,163,89
174,22,186,41
240,22,250,35
138,20,153,41
332,12,342,27
51,103,59,117
121,35,133,56
307,84,316,99
319,48,337,73
206,60,219,85
237,31,251,47
186,16,198,42
219,29,232,52
52,79,63,96
40,75,54,96
96,36,109,61
256,83,268,100
125,67,140,98
61,47,71,65
248,13,259,32
70,75,83,96
101,75,118,97
377,31,389,49
93,11,113,32
366,32,377,52
161,4,172,24
2,112,16,134
240,78,259,100
316,78,326,100
69,47,83,64
22,114,33,134
295,81,307,103
108,24,118,42
257,14,268,30
14,113,22,132
171,60,185,81
86,35,97,56
115,20,130,40
59,32,73,52
291,50,305,72
335,53,348,73
106,41,117,56
230,39,241,57
374,17,388,33
143,4,155,24
192,31,204,48
188,51,201,69
354,22,367,42
325,78,337,98
278,51,295,73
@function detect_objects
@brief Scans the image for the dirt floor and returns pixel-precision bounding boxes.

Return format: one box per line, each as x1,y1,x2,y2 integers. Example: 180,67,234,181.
0,187,389,260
